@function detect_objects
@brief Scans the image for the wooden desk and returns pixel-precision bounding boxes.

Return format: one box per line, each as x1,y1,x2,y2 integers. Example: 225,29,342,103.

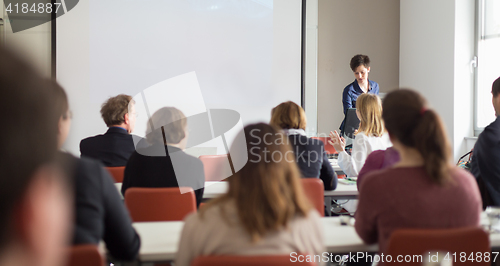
132,217,377,263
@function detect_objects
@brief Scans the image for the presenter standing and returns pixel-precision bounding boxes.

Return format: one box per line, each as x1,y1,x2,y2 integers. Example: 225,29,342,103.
339,54,379,134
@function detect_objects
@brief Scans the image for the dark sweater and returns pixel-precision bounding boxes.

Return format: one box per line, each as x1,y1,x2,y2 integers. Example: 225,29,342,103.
61,152,140,261
122,145,205,206
471,116,500,207
355,166,481,254
287,134,337,191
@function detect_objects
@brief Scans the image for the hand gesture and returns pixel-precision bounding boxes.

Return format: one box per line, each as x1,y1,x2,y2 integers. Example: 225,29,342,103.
329,130,346,152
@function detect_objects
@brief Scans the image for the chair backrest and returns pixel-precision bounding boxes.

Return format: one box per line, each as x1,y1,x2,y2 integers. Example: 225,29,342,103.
199,154,233,181
300,178,324,217
386,227,490,265
191,255,317,266
124,187,197,222
66,245,104,266
105,166,126,183
311,137,337,155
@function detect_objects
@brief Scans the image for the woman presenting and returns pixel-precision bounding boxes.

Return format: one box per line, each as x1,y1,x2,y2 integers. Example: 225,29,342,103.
339,54,379,134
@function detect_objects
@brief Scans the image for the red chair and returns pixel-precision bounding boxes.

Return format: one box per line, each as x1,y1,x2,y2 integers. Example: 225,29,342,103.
105,166,125,183
386,227,489,265
199,155,233,181
66,245,104,266
191,255,317,266
124,187,197,222
301,178,324,217
311,137,337,155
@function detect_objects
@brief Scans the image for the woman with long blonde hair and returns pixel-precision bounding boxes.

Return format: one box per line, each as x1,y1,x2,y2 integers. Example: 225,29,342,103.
330,93,391,177
175,123,325,266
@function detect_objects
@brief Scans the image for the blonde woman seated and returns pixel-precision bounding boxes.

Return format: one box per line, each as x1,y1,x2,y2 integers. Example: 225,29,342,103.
176,123,325,266
271,101,337,191
329,93,391,177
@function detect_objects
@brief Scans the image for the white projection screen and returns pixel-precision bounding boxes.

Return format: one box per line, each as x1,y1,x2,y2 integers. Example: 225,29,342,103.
57,0,302,155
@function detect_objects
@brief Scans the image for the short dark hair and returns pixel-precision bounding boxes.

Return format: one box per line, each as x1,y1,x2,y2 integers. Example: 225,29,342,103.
0,48,60,249
350,54,370,71
100,94,133,127
492,76,500,97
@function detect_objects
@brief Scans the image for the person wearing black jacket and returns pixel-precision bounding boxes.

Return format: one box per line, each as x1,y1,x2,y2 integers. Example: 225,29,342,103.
270,101,337,191
471,76,500,209
122,107,205,207
80,94,137,167
54,83,140,261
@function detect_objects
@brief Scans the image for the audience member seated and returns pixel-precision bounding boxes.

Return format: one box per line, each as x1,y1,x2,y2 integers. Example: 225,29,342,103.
355,89,482,257
471,77,500,209
175,123,325,266
54,84,140,261
122,107,205,207
0,48,71,266
357,147,399,189
270,101,337,191
80,94,137,167
330,93,391,177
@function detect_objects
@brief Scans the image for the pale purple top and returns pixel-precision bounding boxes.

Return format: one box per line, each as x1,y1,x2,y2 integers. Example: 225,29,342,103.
357,147,400,189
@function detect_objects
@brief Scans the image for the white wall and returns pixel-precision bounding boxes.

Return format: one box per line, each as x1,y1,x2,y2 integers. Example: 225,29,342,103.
1,0,51,78
304,0,318,136
400,0,475,162
317,0,400,136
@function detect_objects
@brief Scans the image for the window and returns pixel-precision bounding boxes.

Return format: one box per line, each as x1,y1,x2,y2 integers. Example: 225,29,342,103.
475,0,500,134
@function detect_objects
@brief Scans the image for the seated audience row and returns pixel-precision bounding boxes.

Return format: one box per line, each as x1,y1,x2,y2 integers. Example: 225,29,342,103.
0,45,491,266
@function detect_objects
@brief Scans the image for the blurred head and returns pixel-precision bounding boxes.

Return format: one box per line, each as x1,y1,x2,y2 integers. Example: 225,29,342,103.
270,101,307,130
350,54,371,84
383,89,451,185
0,48,71,266
146,107,187,149
100,94,135,133
356,93,385,137
51,83,72,149
203,123,311,241
492,77,500,116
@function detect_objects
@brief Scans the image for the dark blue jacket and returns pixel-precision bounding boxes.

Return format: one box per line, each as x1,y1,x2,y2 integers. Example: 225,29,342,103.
60,152,140,261
287,134,337,191
80,127,136,167
471,116,500,207
340,79,379,132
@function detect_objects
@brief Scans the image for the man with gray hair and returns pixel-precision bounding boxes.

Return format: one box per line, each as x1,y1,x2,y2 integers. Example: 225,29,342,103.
80,94,137,166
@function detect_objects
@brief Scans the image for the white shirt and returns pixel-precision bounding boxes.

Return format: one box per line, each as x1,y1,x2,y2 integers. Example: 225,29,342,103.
338,132,392,177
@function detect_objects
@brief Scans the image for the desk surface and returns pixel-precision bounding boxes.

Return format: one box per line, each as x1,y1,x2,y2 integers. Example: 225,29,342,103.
329,159,342,172
132,216,500,263
133,217,377,262
115,181,358,200
203,181,358,199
